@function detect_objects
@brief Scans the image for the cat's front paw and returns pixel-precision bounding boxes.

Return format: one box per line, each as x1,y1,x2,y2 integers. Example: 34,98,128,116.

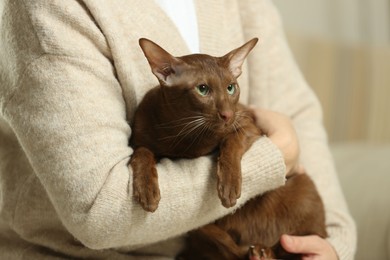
132,165,161,212
130,151,161,212
217,160,242,208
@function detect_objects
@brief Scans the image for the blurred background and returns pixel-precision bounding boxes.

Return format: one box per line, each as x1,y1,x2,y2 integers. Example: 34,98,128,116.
273,0,390,143
272,0,390,259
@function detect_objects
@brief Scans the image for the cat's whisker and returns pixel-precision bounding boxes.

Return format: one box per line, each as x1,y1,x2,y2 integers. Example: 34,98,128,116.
175,118,206,138
167,118,208,149
182,121,211,153
158,123,203,142
160,124,198,141
157,116,205,129
180,118,216,152
232,122,239,135
235,111,253,120
158,117,206,143
233,120,248,137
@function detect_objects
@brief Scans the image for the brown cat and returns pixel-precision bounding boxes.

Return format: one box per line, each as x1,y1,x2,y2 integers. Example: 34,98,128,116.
130,38,327,259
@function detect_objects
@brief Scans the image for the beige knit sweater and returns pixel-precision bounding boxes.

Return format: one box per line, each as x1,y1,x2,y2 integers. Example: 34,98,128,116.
0,0,356,259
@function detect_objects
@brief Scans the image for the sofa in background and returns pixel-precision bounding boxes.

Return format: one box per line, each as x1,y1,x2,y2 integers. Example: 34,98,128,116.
332,142,390,260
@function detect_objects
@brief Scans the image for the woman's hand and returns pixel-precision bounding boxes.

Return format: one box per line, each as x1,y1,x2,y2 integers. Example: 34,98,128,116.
250,108,304,176
280,235,338,260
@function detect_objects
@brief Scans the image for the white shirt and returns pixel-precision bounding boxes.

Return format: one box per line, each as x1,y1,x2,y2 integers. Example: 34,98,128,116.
154,0,200,53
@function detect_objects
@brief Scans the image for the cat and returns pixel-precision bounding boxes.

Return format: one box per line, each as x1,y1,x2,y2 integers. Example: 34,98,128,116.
129,38,327,259
178,172,327,260
130,38,261,212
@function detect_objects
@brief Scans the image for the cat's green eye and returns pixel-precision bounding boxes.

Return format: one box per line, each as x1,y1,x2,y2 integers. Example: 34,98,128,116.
196,84,210,96
227,84,236,95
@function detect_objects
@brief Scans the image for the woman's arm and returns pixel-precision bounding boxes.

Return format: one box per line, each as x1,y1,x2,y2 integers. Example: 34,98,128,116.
1,0,287,250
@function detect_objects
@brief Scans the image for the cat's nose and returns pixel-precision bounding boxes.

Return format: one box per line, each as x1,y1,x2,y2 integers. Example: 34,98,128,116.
219,110,233,123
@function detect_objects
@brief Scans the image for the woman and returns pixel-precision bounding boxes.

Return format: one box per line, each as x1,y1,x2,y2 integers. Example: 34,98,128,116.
0,0,356,259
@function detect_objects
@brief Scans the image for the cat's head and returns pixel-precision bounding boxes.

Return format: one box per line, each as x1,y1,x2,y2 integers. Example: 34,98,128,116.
139,38,258,131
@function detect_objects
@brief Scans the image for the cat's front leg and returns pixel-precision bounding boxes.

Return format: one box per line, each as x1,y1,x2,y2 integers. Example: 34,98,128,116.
217,122,260,208
217,136,244,208
130,147,160,212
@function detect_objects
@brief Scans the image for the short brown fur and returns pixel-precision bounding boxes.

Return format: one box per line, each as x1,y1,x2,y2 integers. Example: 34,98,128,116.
130,38,327,259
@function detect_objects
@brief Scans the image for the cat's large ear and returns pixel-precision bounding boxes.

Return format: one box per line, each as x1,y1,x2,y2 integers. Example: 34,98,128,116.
139,38,184,86
223,38,258,78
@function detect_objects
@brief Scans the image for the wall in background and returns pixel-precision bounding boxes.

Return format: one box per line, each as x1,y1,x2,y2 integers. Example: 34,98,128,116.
273,0,390,46
273,0,390,143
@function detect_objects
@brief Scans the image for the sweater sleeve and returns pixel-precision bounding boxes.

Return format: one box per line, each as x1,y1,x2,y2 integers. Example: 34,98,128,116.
1,0,286,250
241,0,357,259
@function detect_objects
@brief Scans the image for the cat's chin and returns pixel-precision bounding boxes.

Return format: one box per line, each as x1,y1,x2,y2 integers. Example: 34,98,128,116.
214,123,235,134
